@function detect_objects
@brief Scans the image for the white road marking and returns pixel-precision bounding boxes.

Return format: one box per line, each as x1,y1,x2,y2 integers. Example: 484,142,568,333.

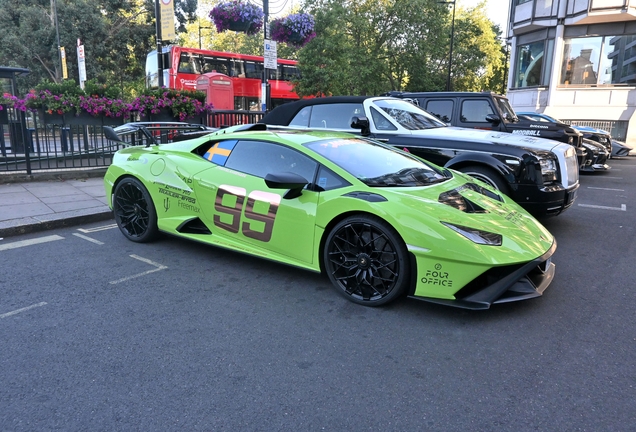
0,235,64,252
598,176,623,179
109,254,168,285
578,203,626,211
77,224,117,233
587,187,625,192
0,302,48,319
72,233,104,245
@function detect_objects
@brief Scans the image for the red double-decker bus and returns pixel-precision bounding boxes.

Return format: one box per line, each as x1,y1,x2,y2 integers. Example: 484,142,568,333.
146,46,301,111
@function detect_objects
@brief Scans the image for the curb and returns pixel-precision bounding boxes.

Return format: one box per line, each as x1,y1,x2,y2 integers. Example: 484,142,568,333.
0,168,108,185
0,210,114,239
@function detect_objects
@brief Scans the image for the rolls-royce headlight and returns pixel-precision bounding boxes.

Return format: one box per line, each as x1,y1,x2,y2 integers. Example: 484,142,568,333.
539,156,557,183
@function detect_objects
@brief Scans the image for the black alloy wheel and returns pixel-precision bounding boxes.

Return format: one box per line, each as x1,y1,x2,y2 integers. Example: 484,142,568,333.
324,215,409,306
113,177,159,243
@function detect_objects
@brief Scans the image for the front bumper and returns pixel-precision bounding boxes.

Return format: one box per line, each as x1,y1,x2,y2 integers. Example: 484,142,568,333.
509,182,579,218
408,240,557,310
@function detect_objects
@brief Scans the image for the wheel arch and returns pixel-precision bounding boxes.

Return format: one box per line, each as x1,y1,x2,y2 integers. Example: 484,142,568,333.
444,153,515,180
317,210,407,274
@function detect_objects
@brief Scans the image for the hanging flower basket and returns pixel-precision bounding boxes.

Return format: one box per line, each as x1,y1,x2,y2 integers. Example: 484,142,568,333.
270,12,316,48
209,0,264,36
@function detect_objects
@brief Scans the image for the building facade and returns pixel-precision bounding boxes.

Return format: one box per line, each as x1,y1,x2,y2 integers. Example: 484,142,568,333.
506,0,636,144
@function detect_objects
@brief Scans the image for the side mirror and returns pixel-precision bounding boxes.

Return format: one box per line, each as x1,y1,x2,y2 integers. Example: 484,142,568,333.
351,116,371,136
264,172,309,199
485,114,501,125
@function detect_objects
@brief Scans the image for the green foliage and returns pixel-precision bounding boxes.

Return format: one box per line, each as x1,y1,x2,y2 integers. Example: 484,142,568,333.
0,0,198,96
294,0,506,96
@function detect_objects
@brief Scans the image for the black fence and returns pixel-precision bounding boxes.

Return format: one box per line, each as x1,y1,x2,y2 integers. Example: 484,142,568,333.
0,107,264,175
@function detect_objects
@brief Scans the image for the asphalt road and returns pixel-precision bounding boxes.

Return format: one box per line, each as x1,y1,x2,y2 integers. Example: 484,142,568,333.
1,158,635,431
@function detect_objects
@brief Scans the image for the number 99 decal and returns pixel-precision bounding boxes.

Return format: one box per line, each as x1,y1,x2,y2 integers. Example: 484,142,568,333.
214,185,281,242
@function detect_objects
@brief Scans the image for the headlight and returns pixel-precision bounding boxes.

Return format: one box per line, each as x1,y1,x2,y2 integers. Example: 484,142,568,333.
441,222,502,246
539,156,557,183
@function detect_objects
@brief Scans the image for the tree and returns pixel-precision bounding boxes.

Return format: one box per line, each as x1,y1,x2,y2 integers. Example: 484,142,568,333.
293,0,505,96
0,0,198,95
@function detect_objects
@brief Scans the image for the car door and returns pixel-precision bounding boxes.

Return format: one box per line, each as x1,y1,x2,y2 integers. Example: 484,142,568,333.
192,138,320,264
456,98,499,131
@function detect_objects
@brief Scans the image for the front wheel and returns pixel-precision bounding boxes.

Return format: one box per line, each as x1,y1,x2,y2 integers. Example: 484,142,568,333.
113,177,159,243
457,165,510,195
323,215,409,306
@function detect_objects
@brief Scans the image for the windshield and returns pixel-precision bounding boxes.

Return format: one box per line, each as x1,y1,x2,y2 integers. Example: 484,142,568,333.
494,96,519,122
373,98,447,130
306,137,449,187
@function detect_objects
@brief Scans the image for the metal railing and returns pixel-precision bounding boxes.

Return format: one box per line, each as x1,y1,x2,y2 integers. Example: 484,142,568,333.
562,119,628,142
0,107,265,175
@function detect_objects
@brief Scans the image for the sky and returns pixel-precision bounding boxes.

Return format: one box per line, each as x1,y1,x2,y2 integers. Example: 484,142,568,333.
458,0,510,32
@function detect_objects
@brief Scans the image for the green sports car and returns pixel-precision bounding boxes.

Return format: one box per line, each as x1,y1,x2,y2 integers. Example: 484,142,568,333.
104,123,557,309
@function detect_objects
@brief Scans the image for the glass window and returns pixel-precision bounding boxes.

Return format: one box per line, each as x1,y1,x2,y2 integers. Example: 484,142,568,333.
244,61,263,79
225,140,318,181
202,57,230,75
290,106,311,127
514,40,549,88
308,103,363,130
315,165,351,191
306,138,448,187
425,100,453,123
459,100,494,123
559,35,636,86
561,37,602,85
374,98,446,130
370,107,397,131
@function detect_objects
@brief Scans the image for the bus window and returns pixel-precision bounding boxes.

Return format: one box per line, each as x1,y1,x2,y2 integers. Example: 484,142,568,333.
244,61,263,79
179,53,200,73
281,65,300,81
230,59,245,77
202,56,230,75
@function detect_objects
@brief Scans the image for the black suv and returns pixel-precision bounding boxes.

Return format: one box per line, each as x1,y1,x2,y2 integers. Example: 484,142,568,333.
385,91,588,166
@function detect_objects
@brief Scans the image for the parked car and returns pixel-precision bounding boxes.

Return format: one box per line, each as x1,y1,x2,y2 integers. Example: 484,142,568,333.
516,111,633,158
260,96,580,218
516,114,610,172
384,91,589,169
104,122,557,309
517,111,612,154
611,139,634,158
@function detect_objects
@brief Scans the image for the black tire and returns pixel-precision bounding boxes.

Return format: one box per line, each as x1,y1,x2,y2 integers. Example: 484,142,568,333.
323,215,409,306
113,177,159,243
457,165,510,195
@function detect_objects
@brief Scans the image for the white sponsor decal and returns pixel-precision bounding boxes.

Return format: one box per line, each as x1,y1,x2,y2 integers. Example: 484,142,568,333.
512,130,540,136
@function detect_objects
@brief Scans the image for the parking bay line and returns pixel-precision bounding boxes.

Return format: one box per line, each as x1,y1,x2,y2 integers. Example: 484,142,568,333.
0,235,64,251
77,224,117,233
587,187,625,192
0,302,48,319
109,254,168,285
578,203,626,211
72,233,104,245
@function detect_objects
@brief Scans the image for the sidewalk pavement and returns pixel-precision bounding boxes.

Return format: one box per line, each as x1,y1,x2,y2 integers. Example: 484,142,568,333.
0,170,113,239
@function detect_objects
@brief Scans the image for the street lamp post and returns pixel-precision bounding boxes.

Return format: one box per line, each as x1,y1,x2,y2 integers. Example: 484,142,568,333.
438,0,456,91
198,21,213,49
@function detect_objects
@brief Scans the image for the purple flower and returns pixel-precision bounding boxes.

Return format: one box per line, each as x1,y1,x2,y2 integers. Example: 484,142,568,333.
209,0,264,36
270,13,315,48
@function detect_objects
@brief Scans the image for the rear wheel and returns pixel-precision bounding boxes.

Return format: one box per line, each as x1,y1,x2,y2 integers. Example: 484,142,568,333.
113,177,159,243
323,215,409,306
457,165,510,195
